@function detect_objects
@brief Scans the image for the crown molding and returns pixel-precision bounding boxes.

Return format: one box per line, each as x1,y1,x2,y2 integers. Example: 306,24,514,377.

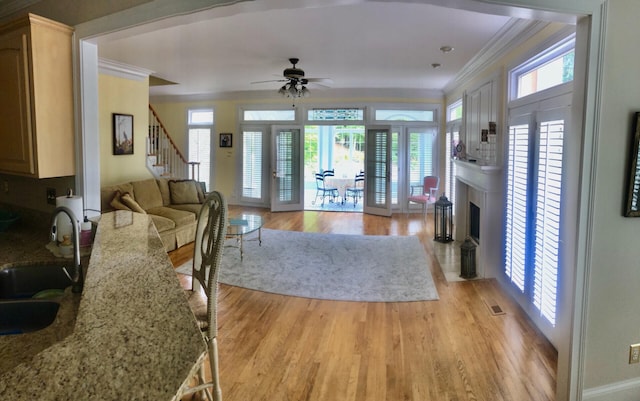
444,18,550,94
98,58,154,81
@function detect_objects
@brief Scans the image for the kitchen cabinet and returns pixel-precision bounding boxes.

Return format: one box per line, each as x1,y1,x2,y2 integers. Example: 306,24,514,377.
0,14,74,178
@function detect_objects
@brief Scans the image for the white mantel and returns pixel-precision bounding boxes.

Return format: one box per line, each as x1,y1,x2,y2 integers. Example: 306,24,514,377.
454,159,503,279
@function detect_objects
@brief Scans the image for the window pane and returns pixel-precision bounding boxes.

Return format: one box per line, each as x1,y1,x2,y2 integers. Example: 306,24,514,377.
188,109,214,125
242,131,263,199
307,108,363,121
517,50,574,98
447,102,463,122
243,110,295,121
375,109,434,121
513,34,575,100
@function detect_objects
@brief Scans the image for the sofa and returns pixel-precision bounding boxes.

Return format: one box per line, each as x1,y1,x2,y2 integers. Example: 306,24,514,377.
101,178,206,252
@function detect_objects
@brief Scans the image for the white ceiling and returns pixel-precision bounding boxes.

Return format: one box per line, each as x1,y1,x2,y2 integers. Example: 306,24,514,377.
95,2,519,99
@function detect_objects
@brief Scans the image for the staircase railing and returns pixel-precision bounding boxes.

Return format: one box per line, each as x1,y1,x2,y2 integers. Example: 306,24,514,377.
148,104,200,180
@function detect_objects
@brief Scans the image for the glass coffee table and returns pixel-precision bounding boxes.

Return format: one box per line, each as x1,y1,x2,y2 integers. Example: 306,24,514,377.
226,214,263,260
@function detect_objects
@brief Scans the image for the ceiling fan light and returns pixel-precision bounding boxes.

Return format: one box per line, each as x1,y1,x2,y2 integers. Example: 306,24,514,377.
289,85,298,97
301,86,310,97
278,85,287,96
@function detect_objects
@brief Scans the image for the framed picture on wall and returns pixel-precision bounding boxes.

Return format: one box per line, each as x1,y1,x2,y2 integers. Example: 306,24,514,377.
220,133,232,148
113,113,134,155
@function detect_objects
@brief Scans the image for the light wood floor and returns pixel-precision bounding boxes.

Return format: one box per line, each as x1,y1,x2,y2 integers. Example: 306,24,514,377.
171,206,557,401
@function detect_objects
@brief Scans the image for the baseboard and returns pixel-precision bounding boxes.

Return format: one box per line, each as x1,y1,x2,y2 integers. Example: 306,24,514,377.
583,377,640,401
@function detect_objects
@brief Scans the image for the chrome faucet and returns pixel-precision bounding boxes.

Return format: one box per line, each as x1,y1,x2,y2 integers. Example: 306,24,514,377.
50,206,83,293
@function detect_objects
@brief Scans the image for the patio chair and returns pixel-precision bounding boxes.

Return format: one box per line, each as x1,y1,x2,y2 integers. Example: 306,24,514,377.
344,171,365,206
313,173,339,206
408,175,439,218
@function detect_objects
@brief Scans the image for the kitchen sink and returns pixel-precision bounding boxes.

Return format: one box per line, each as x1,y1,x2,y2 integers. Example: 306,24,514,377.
0,263,72,299
0,264,74,335
0,300,61,335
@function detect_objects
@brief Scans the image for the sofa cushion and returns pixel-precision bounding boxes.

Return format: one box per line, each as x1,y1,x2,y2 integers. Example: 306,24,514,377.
101,183,134,212
109,190,132,211
149,214,175,233
156,178,171,206
169,180,201,204
131,178,163,210
121,193,147,214
146,206,196,227
169,203,204,217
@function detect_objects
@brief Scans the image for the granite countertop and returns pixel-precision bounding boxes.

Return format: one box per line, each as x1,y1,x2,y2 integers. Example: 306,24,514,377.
0,210,205,400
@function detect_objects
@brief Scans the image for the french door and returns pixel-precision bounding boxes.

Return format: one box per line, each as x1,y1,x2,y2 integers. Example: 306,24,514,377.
363,125,392,216
270,125,304,212
505,98,570,345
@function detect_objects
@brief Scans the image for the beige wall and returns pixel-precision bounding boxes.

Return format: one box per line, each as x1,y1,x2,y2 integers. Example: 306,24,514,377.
584,0,640,391
99,73,152,187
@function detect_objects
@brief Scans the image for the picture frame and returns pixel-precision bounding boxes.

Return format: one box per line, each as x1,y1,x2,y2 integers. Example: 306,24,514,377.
624,112,640,216
220,133,232,148
113,113,134,155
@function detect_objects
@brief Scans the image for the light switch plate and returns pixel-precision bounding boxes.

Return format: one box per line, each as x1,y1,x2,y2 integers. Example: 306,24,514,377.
629,344,640,364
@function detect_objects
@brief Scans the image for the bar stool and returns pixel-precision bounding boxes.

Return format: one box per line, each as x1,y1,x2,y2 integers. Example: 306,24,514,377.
178,191,227,401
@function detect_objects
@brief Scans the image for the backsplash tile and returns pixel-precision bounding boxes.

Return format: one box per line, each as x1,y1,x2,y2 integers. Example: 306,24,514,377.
0,174,75,213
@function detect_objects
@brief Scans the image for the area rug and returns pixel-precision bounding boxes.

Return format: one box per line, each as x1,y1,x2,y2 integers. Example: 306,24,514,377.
176,229,438,302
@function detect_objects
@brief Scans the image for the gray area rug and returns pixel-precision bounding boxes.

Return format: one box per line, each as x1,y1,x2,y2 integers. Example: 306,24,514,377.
176,229,438,302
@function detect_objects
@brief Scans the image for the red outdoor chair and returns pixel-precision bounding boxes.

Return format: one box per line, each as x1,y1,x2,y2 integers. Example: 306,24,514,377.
408,176,439,218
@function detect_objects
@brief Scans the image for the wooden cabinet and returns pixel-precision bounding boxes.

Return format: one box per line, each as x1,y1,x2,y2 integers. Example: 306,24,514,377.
464,78,498,163
0,14,74,178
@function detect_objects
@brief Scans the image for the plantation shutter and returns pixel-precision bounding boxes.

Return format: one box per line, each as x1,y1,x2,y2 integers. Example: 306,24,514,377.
533,114,565,326
408,130,436,186
364,126,392,216
504,117,530,292
270,125,303,212
188,128,211,189
275,130,294,202
242,130,263,199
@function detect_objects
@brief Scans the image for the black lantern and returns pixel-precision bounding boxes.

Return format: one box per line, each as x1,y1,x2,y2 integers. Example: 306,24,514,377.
434,194,453,242
460,237,477,279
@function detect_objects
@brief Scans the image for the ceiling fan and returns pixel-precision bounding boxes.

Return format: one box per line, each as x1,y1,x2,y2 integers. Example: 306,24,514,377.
251,58,332,98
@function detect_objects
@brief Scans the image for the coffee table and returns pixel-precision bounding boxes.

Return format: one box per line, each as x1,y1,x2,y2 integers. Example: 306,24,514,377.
226,214,263,260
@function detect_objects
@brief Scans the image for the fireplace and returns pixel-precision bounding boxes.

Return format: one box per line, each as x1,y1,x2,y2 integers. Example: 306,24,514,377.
469,202,480,243
453,159,503,278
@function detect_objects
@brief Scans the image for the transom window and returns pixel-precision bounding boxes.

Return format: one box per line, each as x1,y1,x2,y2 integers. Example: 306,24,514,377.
307,108,364,121
375,108,435,122
242,109,295,121
447,99,463,122
511,33,575,100
188,109,214,125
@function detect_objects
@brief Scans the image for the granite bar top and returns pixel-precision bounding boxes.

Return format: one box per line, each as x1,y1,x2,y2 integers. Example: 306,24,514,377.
0,210,205,400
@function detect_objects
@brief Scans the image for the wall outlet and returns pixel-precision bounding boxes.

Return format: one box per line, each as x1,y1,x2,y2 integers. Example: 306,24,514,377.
629,344,640,364
46,188,56,205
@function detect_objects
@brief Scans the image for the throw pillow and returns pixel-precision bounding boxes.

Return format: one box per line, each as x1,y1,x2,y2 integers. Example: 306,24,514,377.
109,190,132,211
169,180,200,204
120,192,147,214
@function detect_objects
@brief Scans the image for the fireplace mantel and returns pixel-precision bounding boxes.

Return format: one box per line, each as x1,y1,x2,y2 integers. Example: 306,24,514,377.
453,159,502,193
453,159,504,279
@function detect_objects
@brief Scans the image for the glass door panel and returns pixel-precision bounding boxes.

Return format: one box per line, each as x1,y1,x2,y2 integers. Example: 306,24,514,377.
271,125,303,212
364,126,391,216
